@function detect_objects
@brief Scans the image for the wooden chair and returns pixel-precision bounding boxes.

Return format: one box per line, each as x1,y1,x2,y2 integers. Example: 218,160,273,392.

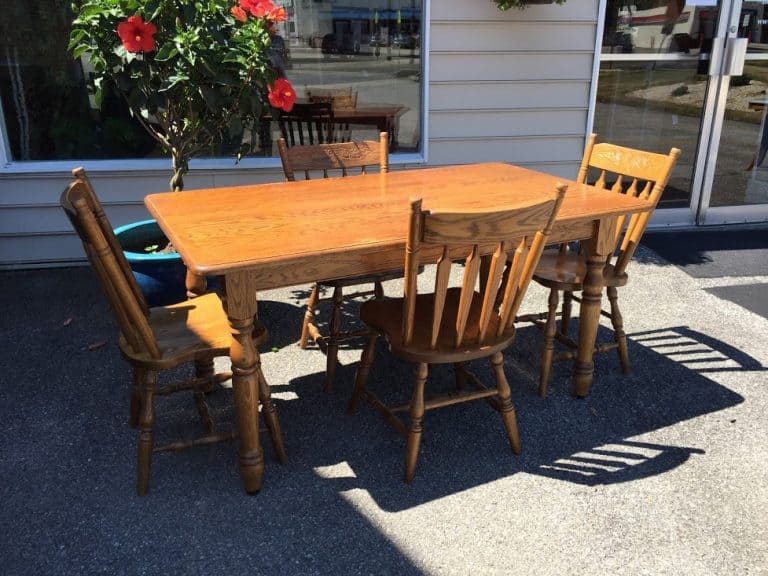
278,132,397,392
519,134,681,397
60,169,286,494
277,101,334,146
306,86,358,111
348,186,567,482
306,87,358,142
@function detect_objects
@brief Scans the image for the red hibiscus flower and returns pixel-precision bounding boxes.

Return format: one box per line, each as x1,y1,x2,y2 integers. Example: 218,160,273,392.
268,78,296,112
230,5,248,21
267,6,287,22
239,0,274,18
117,15,157,53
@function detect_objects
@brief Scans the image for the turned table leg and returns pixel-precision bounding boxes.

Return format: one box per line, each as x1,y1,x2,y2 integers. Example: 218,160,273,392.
573,217,617,398
223,271,264,493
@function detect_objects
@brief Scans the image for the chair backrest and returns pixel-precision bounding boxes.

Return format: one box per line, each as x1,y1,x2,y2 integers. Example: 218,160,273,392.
277,132,389,181
305,87,358,142
403,185,567,349
577,134,681,275
277,101,334,147
60,176,161,359
306,86,358,111
70,168,148,314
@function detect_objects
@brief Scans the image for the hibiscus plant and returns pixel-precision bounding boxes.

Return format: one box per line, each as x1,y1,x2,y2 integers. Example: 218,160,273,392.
69,0,296,190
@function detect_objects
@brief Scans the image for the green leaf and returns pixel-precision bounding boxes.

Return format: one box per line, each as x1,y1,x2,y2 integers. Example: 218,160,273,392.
154,42,179,62
71,44,92,59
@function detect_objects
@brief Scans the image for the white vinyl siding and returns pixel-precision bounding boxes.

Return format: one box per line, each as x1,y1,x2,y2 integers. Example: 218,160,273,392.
427,0,598,171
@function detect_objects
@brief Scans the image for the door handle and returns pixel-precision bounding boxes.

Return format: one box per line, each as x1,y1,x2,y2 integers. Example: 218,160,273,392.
708,36,724,76
723,37,748,76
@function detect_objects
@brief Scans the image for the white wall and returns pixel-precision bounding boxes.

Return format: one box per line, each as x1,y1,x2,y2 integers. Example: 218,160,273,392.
0,0,599,268
428,0,598,173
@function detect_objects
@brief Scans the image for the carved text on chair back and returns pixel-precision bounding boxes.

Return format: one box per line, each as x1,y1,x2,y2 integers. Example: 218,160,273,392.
579,136,681,276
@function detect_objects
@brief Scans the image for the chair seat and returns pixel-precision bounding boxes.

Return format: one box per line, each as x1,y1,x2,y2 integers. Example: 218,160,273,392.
120,293,267,367
533,250,628,291
361,288,516,363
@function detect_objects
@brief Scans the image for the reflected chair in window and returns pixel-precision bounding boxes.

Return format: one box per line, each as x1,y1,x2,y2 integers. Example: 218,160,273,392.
519,134,680,397
60,169,286,494
306,87,358,142
278,132,397,392
306,86,358,111
348,187,566,482
277,101,334,146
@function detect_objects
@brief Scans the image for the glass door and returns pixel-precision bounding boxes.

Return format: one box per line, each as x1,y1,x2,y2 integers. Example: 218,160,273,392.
594,1,768,226
595,0,726,225
700,0,768,224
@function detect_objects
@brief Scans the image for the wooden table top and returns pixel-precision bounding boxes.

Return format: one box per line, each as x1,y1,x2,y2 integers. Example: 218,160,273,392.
145,162,650,281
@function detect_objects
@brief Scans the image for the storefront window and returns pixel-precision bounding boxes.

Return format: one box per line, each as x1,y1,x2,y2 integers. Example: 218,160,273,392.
0,1,423,162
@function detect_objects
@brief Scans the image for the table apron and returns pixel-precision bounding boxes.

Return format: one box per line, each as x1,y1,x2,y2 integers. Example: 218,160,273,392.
220,219,598,291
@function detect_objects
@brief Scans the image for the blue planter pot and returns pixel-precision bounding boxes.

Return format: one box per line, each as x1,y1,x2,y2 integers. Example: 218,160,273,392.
114,219,187,307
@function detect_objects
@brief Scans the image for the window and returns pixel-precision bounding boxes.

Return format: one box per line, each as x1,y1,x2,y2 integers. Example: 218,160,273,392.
0,0,423,163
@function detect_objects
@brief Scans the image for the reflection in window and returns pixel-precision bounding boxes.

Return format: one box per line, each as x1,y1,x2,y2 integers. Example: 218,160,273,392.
0,1,422,162
602,1,718,57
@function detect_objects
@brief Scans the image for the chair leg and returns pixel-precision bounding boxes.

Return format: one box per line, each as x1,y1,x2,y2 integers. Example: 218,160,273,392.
560,291,573,336
323,285,344,393
193,356,216,434
539,288,560,397
607,286,630,374
194,356,216,393
299,283,320,349
136,370,157,496
404,363,428,483
130,367,143,428
374,280,384,300
491,351,521,455
258,369,287,465
348,333,378,414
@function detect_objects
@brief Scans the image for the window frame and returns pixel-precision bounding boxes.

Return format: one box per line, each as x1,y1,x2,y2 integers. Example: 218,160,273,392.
0,0,431,174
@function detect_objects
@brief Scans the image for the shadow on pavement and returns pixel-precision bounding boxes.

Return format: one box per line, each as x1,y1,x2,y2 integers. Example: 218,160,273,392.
0,267,753,573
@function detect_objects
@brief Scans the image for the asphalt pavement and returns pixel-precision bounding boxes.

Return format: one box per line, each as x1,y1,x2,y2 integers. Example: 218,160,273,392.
1,235,766,575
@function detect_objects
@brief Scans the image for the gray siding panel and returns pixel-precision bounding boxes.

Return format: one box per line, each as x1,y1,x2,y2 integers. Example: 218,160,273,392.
429,135,584,166
430,81,591,111
429,53,592,82
431,0,598,21
426,0,598,175
431,22,596,52
429,109,587,139
0,168,287,265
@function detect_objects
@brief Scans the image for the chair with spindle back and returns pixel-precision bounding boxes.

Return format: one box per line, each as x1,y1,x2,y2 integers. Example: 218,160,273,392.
519,134,680,397
347,186,566,482
277,101,334,147
306,86,358,142
60,170,286,494
278,132,397,392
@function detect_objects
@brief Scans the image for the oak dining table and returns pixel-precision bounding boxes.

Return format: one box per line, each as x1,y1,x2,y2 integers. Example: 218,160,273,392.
145,162,650,493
